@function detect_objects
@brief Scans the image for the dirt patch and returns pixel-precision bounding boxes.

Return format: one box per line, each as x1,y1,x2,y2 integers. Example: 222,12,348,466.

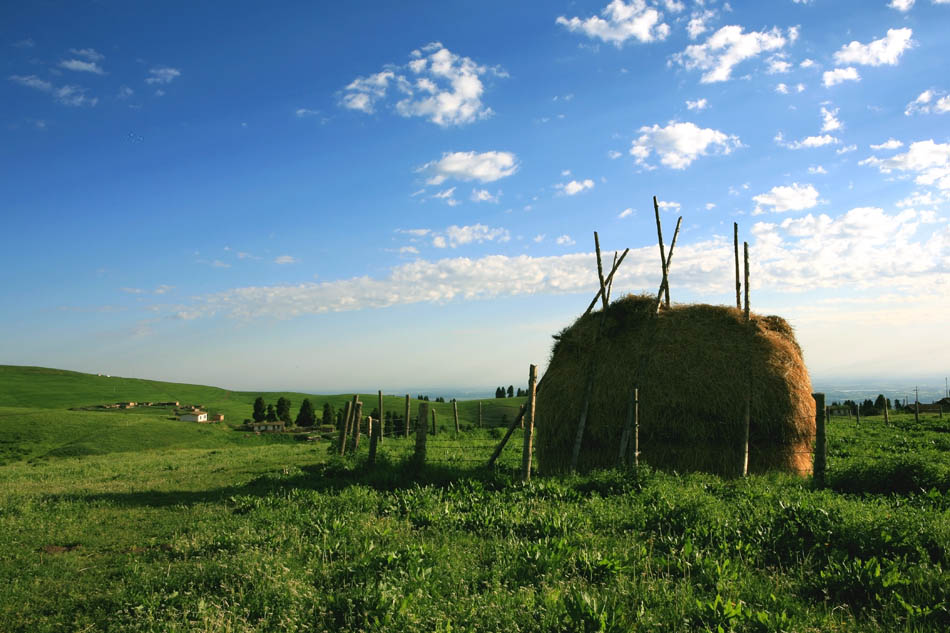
40,543,81,554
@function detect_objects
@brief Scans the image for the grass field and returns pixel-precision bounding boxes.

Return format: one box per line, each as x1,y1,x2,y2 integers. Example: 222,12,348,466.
1,365,948,632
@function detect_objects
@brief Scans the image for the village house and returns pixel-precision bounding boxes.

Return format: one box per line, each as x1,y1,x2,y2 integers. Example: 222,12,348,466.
212,414,225,422
117,402,136,409
250,421,284,433
179,411,209,423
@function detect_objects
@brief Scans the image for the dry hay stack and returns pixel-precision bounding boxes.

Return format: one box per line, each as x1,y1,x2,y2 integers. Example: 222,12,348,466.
536,294,814,476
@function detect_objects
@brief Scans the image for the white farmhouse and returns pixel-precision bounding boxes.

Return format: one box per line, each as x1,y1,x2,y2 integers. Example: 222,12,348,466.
179,411,209,423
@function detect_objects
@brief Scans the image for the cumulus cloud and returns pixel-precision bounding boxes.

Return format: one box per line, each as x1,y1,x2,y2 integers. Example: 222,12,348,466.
631,121,741,169
145,66,181,84
685,98,708,110
657,200,681,211
618,207,634,218
775,131,839,150
431,224,511,248
859,140,950,190
470,188,500,203
904,89,950,115
556,235,576,246
417,151,518,186
686,9,717,40
808,165,828,174
870,138,904,150
556,179,595,195
295,108,321,117
340,42,504,126
822,67,861,87
59,58,105,74
766,55,792,74
889,0,915,9
752,183,820,214
672,25,793,83
820,106,842,132
8,74,98,106
556,0,670,46
833,28,914,66
274,255,299,264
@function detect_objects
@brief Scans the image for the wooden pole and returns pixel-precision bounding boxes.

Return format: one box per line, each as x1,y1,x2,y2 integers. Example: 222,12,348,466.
653,196,670,310
855,403,860,425
338,400,352,456
594,232,608,312
404,394,410,438
487,404,527,468
813,393,826,488
654,216,682,309
453,400,460,435
431,407,436,435
378,390,384,442
571,377,594,472
883,400,890,425
351,400,363,452
522,364,538,482
367,417,378,465
734,222,741,310
605,251,618,304
478,401,482,428
743,242,750,320
413,402,429,467
583,248,630,316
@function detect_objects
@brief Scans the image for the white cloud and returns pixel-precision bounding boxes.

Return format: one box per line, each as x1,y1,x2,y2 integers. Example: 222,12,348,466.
808,165,828,174
59,59,105,74
275,255,299,265
607,150,622,159
433,224,511,248
860,139,950,190
432,236,447,248
896,190,946,208
69,48,103,61
833,28,914,67
400,246,419,255
820,106,842,132
870,138,904,150
657,200,681,211
889,0,915,9
9,75,98,106
556,235,576,246
556,0,671,46
775,83,789,94
211,260,230,269
905,89,950,115
398,228,431,237
752,183,820,214
145,66,181,84
556,179,595,195
822,67,861,87
470,188,500,203
766,55,792,74
9,74,52,92
121,287,145,294
800,58,816,68
630,121,741,169
685,98,708,110
776,131,839,150
432,187,459,206
705,202,716,210
154,285,174,295
533,234,545,243
618,207,634,218
295,108,321,117
117,86,134,99
341,43,504,126
836,144,858,154
561,169,572,176
672,25,792,83
417,151,518,186
686,9,716,40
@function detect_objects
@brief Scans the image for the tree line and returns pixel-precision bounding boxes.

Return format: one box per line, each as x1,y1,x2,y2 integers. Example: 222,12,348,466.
494,385,527,398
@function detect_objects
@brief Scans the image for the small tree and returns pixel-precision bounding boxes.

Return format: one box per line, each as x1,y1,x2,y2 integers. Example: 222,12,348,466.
296,398,316,427
495,387,504,398
266,404,277,422
276,397,292,424
507,385,514,398
322,402,334,427
253,396,266,422
874,394,887,411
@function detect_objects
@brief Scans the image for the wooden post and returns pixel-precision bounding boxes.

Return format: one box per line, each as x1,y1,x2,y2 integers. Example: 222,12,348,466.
478,401,482,428
453,400,460,435
734,222,741,310
338,400,352,456
583,248,630,316
522,364,538,482
653,196,670,310
883,401,890,425
742,392,751,477
594,232,608,312
431,408,436,435
368,417,380,465
654,217,682,309
915,400,920,424
743,242,750,320
813,393,826,488
487,404,528,468
404,394,410,438
855,404,860,425
413,402,429,466
351,401,363,451
378,390,384,442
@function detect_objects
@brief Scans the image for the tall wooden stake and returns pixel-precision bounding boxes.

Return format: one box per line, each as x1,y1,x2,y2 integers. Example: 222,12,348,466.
743,242,750,320
594,232,608,312
338,400,352,456
742,241,751,476
522,364,538,482
404,394,410,438
883,399,890,425
654,216,682,309
653,196,670,309
813,393,826,488
378,390,384,442
478,401,482,428
453,400,460,435
351,400,363,452
487,404,527,468
368,417,378,465
734,222,741,310
413,402,429,467
583,248,630,316
431,408,436,435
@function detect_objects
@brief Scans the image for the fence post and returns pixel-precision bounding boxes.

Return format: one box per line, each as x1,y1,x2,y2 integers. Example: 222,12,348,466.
413,402,429,467
368,417,380,465
453,400,460,435
351,401,363,452
522,364,538,482
915,401,920,424
813,393,826,488
855,404,860,425
338,400,352,456
883,401,890,425
431,408,437,435
404,394,410,438
478,401,482,428
378,390,384,442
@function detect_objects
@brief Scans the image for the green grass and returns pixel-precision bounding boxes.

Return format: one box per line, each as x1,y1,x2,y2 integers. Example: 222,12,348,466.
1,365,949,632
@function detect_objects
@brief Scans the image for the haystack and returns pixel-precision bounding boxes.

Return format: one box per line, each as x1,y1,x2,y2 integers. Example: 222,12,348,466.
535,294,814,476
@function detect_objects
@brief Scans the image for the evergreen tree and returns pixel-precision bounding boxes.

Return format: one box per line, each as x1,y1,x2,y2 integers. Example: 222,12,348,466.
296,398,316,427
252,396,266,422
495,387,503,398
507,385,514,398
266,404,277,422
276,397,292,424
322,402,334,427
874,394,887,411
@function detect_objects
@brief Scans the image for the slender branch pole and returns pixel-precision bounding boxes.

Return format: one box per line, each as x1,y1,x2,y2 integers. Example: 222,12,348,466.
584,248,629,316
654,216,682,310
743,242,750,320
734,222,741,310
404,394,410,438
522,364,538,481
378,390,384,443
594,232,608,312
487,404,527,468
653,196,670,309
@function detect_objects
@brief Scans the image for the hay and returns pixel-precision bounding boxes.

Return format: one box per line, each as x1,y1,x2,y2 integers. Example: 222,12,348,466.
536,294,814,476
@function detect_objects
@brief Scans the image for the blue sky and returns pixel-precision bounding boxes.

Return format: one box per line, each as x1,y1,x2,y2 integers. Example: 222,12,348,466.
3,0,949,393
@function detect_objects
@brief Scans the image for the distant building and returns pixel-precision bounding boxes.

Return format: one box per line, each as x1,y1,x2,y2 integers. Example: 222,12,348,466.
117,402,136,409
179,411,209,422
212,414,224,422
250,421,284,433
